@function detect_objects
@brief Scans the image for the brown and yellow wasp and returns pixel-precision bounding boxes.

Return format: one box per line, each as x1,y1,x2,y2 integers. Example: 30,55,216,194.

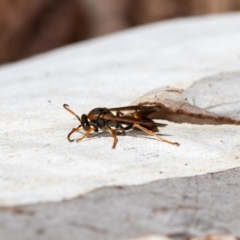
63,104,179,148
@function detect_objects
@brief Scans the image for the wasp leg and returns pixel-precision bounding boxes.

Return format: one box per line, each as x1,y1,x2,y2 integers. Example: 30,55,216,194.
116,125,126,135
109,129,118,149
76,127,95,142
116,111,124,117
67,125,81,142
133,123,180,146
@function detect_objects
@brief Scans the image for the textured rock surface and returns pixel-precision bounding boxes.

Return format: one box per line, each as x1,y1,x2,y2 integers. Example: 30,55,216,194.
1,168,240,240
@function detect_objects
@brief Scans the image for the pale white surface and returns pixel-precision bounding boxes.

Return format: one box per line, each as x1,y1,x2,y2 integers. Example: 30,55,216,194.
1,13,240,206
126,234,171,240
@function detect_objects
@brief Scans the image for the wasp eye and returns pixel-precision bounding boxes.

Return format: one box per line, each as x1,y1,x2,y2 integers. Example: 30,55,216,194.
81,114,90,130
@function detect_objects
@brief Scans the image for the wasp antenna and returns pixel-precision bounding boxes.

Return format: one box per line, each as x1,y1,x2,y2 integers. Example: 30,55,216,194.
63,104,81,122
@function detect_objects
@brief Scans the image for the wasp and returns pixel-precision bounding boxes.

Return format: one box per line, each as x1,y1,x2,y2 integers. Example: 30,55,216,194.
63,104,179,148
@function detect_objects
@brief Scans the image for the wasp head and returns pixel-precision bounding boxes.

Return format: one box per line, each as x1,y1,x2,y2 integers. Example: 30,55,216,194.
81,114,91,131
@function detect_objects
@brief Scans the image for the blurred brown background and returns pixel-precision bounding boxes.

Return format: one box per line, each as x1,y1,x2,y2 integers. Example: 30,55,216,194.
1,0,240,65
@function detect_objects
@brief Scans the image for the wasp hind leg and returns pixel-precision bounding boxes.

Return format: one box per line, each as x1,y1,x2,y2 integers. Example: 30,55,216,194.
133,123,179,146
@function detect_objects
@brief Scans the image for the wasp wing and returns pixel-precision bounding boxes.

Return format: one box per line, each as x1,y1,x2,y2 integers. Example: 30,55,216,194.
109,105,159,112
103,114,167,127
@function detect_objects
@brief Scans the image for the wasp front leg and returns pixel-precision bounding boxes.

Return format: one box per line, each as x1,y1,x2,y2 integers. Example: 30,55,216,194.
76,127,95,142
76,123,98,143
67,125,81,142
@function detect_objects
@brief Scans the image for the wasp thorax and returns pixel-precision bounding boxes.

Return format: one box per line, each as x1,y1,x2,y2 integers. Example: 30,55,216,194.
87,108,113,130
87,108,110,121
